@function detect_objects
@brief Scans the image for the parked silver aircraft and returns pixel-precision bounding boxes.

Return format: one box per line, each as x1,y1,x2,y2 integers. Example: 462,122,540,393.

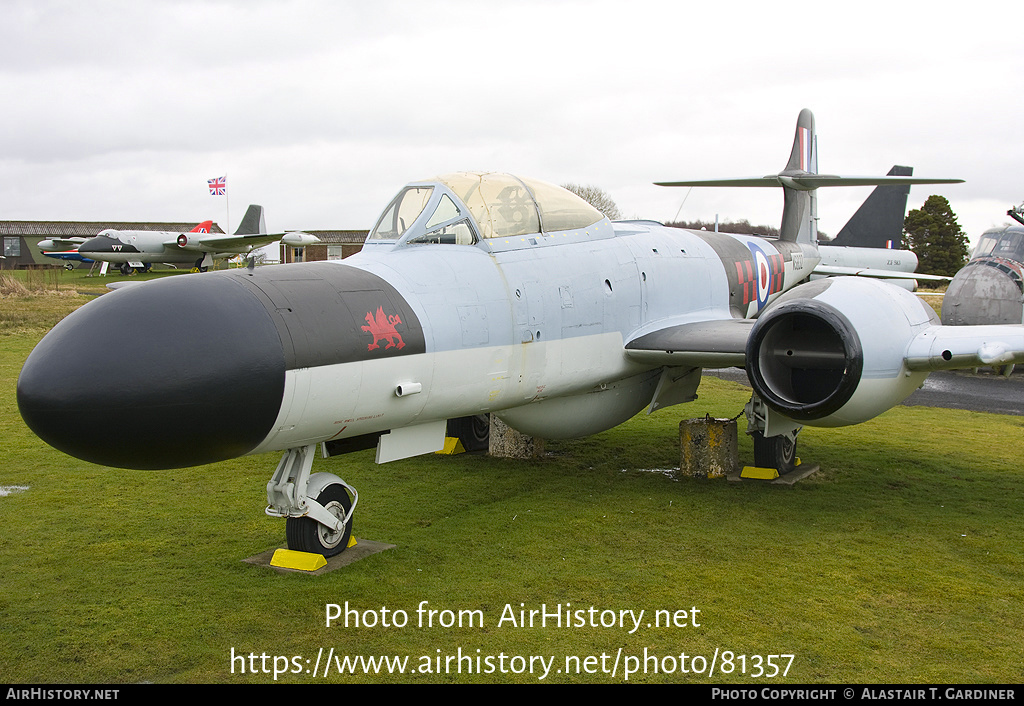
69,204,319,274
941,207,1024,328
17,110,1024,557
37,221,213,274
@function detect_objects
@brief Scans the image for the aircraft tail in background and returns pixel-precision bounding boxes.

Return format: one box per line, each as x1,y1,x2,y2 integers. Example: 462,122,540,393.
830,166,913,248
234,205,266,236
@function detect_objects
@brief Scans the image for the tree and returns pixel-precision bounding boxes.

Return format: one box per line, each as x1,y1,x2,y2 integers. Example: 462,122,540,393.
902,195,969,276
561,183,621,220
667,218,780,238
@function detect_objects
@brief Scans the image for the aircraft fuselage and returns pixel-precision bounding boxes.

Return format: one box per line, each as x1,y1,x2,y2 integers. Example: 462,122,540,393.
17,219,818,470
77,230,231,266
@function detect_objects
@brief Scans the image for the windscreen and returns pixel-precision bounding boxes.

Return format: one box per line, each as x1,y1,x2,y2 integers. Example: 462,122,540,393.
369,186,434,240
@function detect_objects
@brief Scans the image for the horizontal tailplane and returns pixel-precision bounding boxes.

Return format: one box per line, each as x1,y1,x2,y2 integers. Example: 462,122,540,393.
656,110,963,245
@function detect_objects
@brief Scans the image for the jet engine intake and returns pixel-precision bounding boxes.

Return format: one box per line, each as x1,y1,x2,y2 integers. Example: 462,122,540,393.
746,298,862,421
745,278,935,427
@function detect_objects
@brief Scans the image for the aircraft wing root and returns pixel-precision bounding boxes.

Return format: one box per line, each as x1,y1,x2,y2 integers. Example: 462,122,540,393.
624,319,752,368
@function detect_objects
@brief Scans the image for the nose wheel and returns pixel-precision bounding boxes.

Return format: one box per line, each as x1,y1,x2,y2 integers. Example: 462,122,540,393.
267,445,358,558
286,483,354,556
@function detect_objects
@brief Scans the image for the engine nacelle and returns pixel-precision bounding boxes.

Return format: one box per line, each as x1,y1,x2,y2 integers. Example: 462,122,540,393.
745,277,939,427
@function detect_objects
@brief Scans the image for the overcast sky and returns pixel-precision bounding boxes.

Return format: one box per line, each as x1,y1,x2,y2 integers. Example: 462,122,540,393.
1,0,1020,244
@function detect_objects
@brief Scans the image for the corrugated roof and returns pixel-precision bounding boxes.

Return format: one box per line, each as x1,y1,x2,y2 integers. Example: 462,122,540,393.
0,221,226,236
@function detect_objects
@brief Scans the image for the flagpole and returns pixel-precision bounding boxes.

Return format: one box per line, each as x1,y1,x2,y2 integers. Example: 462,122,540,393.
224,172,230,235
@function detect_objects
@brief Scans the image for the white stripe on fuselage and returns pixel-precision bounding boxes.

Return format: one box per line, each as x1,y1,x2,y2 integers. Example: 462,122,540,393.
249,331,641,454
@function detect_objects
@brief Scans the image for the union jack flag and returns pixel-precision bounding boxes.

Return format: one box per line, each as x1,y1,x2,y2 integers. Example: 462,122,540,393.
208,176,226,196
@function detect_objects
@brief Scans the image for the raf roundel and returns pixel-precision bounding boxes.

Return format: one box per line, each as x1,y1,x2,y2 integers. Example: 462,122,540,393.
747,240,784,310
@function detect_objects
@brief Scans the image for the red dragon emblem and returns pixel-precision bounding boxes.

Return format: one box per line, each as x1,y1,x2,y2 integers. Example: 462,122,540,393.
362,306,405,351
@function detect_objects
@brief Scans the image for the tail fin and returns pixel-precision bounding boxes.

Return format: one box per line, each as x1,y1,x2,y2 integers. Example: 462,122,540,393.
830,166,913,248
778,108,818,244
783,108,817,174
655,110,962,246
234,205,266,235
190,220,213,234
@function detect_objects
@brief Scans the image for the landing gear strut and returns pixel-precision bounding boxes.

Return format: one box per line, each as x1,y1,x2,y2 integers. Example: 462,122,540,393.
744,394,801,474
446,414,490,452
266,444,358,557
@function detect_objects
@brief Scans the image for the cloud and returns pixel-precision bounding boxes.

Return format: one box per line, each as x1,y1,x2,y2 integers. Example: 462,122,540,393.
0,1,1020,240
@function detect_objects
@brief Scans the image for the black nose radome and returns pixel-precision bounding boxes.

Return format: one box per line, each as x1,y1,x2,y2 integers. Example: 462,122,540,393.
78,236,137,255
18,274,286,470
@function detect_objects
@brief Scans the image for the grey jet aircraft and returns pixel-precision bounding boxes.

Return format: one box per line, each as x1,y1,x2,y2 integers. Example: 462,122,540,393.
71,204,319,274
17,110,1024,557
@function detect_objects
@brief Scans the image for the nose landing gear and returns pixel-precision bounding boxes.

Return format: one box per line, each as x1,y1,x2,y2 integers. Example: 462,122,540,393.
266,444,358,557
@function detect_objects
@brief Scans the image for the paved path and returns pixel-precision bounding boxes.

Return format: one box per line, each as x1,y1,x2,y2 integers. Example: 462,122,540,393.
902,369,1024,416
705,368,1024,417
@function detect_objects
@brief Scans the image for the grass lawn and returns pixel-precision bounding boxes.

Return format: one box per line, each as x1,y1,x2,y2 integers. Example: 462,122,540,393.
1,284,1022,683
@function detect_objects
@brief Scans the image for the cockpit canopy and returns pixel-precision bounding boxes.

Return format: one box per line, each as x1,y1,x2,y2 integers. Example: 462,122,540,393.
973,225,1024,264
368,172,605,245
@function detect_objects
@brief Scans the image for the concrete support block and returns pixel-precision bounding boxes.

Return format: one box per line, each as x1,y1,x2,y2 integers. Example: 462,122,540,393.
488,416,544,458
678,417,738,479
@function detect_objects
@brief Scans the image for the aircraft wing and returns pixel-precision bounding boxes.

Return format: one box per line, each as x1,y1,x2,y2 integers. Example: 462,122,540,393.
624,317,1024,373
905,324,1024,371
166,231,319,252
624,319,753,367
811,265,952,281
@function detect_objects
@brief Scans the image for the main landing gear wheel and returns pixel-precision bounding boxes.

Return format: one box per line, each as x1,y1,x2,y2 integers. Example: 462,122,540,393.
286,483,353,557
751,430,797,474
447,414,490,452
